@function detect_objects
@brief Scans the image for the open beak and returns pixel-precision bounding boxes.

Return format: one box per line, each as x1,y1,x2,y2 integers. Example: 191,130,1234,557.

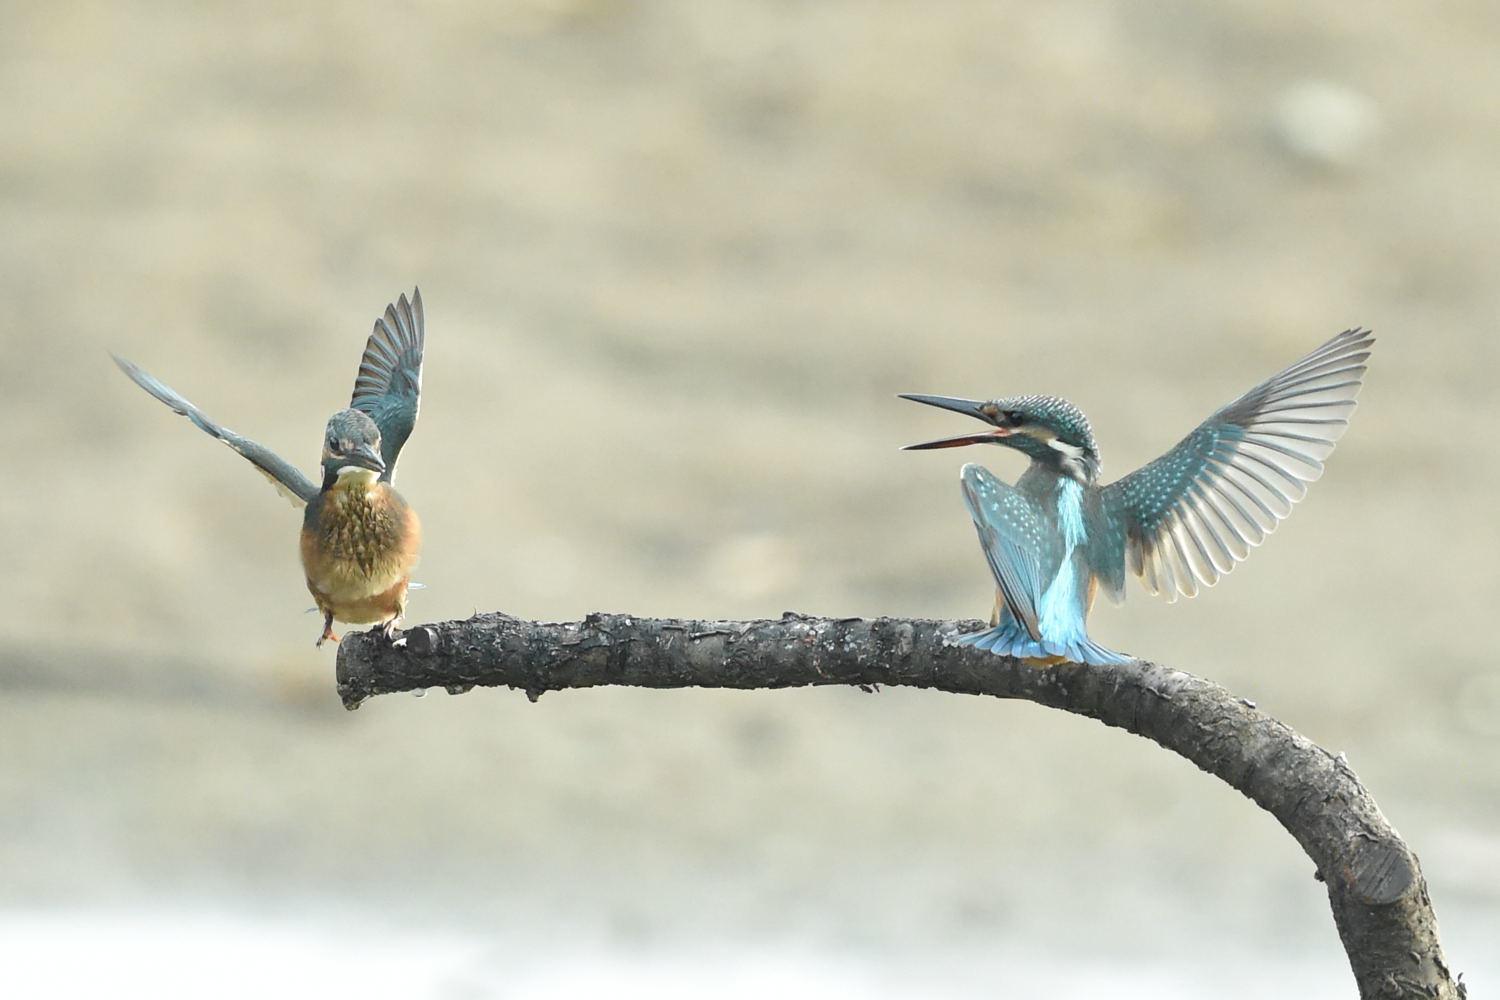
898,393,1011,450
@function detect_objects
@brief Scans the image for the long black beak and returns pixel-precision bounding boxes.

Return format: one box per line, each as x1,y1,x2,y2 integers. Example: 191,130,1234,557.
334,441,387,473
898,393,1011,450
898,393,989,418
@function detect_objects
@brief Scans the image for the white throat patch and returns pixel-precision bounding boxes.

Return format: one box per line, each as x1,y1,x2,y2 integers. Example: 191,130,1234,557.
336,466,381,487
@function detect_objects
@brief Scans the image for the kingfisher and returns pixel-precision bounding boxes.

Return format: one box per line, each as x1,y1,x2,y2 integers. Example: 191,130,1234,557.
901,329,1373,666
112,288,425,647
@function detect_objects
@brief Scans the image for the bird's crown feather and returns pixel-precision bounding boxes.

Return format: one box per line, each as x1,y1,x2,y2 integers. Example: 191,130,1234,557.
992,394,1097,453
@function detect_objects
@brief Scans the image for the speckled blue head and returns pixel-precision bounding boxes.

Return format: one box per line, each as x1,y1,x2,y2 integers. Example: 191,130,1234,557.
899,392,1100,484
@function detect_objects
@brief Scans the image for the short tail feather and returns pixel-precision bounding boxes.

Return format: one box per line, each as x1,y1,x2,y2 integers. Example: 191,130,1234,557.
955,621,1136,666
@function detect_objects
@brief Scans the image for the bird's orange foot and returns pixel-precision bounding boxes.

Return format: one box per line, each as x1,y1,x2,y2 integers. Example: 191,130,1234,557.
375,617,402,642
315,612,339,648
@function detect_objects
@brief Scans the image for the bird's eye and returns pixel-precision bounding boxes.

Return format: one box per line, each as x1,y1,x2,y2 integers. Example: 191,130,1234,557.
1003,410,1026,425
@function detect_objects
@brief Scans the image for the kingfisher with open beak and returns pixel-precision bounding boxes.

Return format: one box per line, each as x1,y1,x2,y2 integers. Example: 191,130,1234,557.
113,289,425,647
901,329,1373,666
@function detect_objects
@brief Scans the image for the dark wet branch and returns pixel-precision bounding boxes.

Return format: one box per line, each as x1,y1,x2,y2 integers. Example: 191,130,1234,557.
337,612,1459,999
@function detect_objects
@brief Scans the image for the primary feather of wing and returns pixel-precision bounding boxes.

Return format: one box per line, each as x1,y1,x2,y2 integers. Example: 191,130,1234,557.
111,353,318,506
960,463,1051,641
350,287,425,483
1102,329,1372,601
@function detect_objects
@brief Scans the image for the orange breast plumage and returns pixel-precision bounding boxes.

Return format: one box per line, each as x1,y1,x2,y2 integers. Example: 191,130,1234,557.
301,475,421,625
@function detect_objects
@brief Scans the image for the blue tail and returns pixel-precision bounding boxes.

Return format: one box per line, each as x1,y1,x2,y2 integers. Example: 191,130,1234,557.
955,619,1135,666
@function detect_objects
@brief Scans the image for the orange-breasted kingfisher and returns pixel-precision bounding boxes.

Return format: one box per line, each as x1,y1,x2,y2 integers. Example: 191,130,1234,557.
900,329,1373,666
112,289,425,647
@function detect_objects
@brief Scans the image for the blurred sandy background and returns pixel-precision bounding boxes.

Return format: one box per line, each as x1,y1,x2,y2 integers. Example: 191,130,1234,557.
4,1,1498,996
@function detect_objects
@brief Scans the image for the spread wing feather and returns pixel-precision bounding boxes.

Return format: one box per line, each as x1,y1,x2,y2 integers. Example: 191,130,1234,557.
350,288,425,484
959,463,1051,641
1101,329,1372,601
111,354,318,506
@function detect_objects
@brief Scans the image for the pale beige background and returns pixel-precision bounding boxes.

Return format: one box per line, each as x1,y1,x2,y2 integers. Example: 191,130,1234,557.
3,1,1497,996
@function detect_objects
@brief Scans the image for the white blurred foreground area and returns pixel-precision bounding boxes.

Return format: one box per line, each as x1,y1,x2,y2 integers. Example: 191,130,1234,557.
3,907,1364,1000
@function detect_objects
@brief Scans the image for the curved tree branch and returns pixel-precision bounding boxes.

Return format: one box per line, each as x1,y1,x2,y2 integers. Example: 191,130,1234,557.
337,612,1459,999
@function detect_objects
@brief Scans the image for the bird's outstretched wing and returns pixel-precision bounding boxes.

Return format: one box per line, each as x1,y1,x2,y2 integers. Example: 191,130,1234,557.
960,463,1051,641
350,287,424,484
111,354,319,506
1102,329,1373,601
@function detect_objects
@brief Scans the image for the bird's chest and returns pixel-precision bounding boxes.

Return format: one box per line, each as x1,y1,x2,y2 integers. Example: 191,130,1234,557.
302,483,413,594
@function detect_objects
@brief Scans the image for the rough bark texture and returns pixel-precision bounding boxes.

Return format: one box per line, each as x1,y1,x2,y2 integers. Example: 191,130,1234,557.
337,612,1460,999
